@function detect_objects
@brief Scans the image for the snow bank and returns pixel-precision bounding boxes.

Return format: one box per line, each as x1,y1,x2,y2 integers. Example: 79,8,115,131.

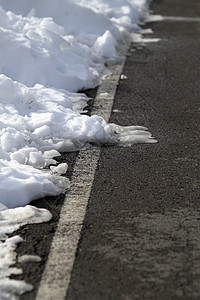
0,0,154,208
0,6,103,90
0,0,155,296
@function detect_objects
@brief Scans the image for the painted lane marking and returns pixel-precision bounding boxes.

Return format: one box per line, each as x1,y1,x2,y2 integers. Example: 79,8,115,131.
35,50,127,300
163,16,200,22
147,15,200,23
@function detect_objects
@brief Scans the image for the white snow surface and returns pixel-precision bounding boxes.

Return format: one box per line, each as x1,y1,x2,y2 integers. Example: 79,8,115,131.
0,0,155,297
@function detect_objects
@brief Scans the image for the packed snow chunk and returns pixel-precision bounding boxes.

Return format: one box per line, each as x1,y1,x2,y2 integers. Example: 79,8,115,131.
43,150,61,159
29,113,54,130
66,114,116,146
0,206,52,236
18,255,41,263
94,30,118,59
0,160,69,208
29,151,45,168
50,163,68,175
33,125,51,138
10,151,28,165
0,129,26,153
43,150,61,166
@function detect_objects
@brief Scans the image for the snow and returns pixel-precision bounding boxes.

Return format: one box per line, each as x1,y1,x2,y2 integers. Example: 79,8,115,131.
18,255,41,263
0,205,52,298
50,163,68,175
0,0,156,297
0,159,69,208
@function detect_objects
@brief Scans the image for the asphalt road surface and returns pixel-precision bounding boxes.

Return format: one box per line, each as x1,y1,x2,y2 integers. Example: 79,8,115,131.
11,0,200,299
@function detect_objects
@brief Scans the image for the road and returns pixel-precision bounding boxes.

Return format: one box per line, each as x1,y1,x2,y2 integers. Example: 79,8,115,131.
12,0,200,299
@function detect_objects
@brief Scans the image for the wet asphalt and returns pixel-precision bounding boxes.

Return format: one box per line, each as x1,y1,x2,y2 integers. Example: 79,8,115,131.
12,0,200,299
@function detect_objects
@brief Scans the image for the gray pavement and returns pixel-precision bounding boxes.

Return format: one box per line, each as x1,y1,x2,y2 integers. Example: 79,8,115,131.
13,0,200,299
66,0,200,299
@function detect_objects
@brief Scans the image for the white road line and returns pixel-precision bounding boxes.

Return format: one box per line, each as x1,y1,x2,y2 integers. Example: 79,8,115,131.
163,16,200,22
36,50,127,300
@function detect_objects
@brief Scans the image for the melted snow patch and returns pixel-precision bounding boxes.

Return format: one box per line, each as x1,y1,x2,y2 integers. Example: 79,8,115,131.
18,255,42,263
110,124,157,145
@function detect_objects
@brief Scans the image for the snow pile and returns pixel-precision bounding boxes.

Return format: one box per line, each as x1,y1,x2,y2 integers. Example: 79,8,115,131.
0,159,69,208
0,0,154,209
0,0,155,297
0,6,102,90
0,75,115,166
